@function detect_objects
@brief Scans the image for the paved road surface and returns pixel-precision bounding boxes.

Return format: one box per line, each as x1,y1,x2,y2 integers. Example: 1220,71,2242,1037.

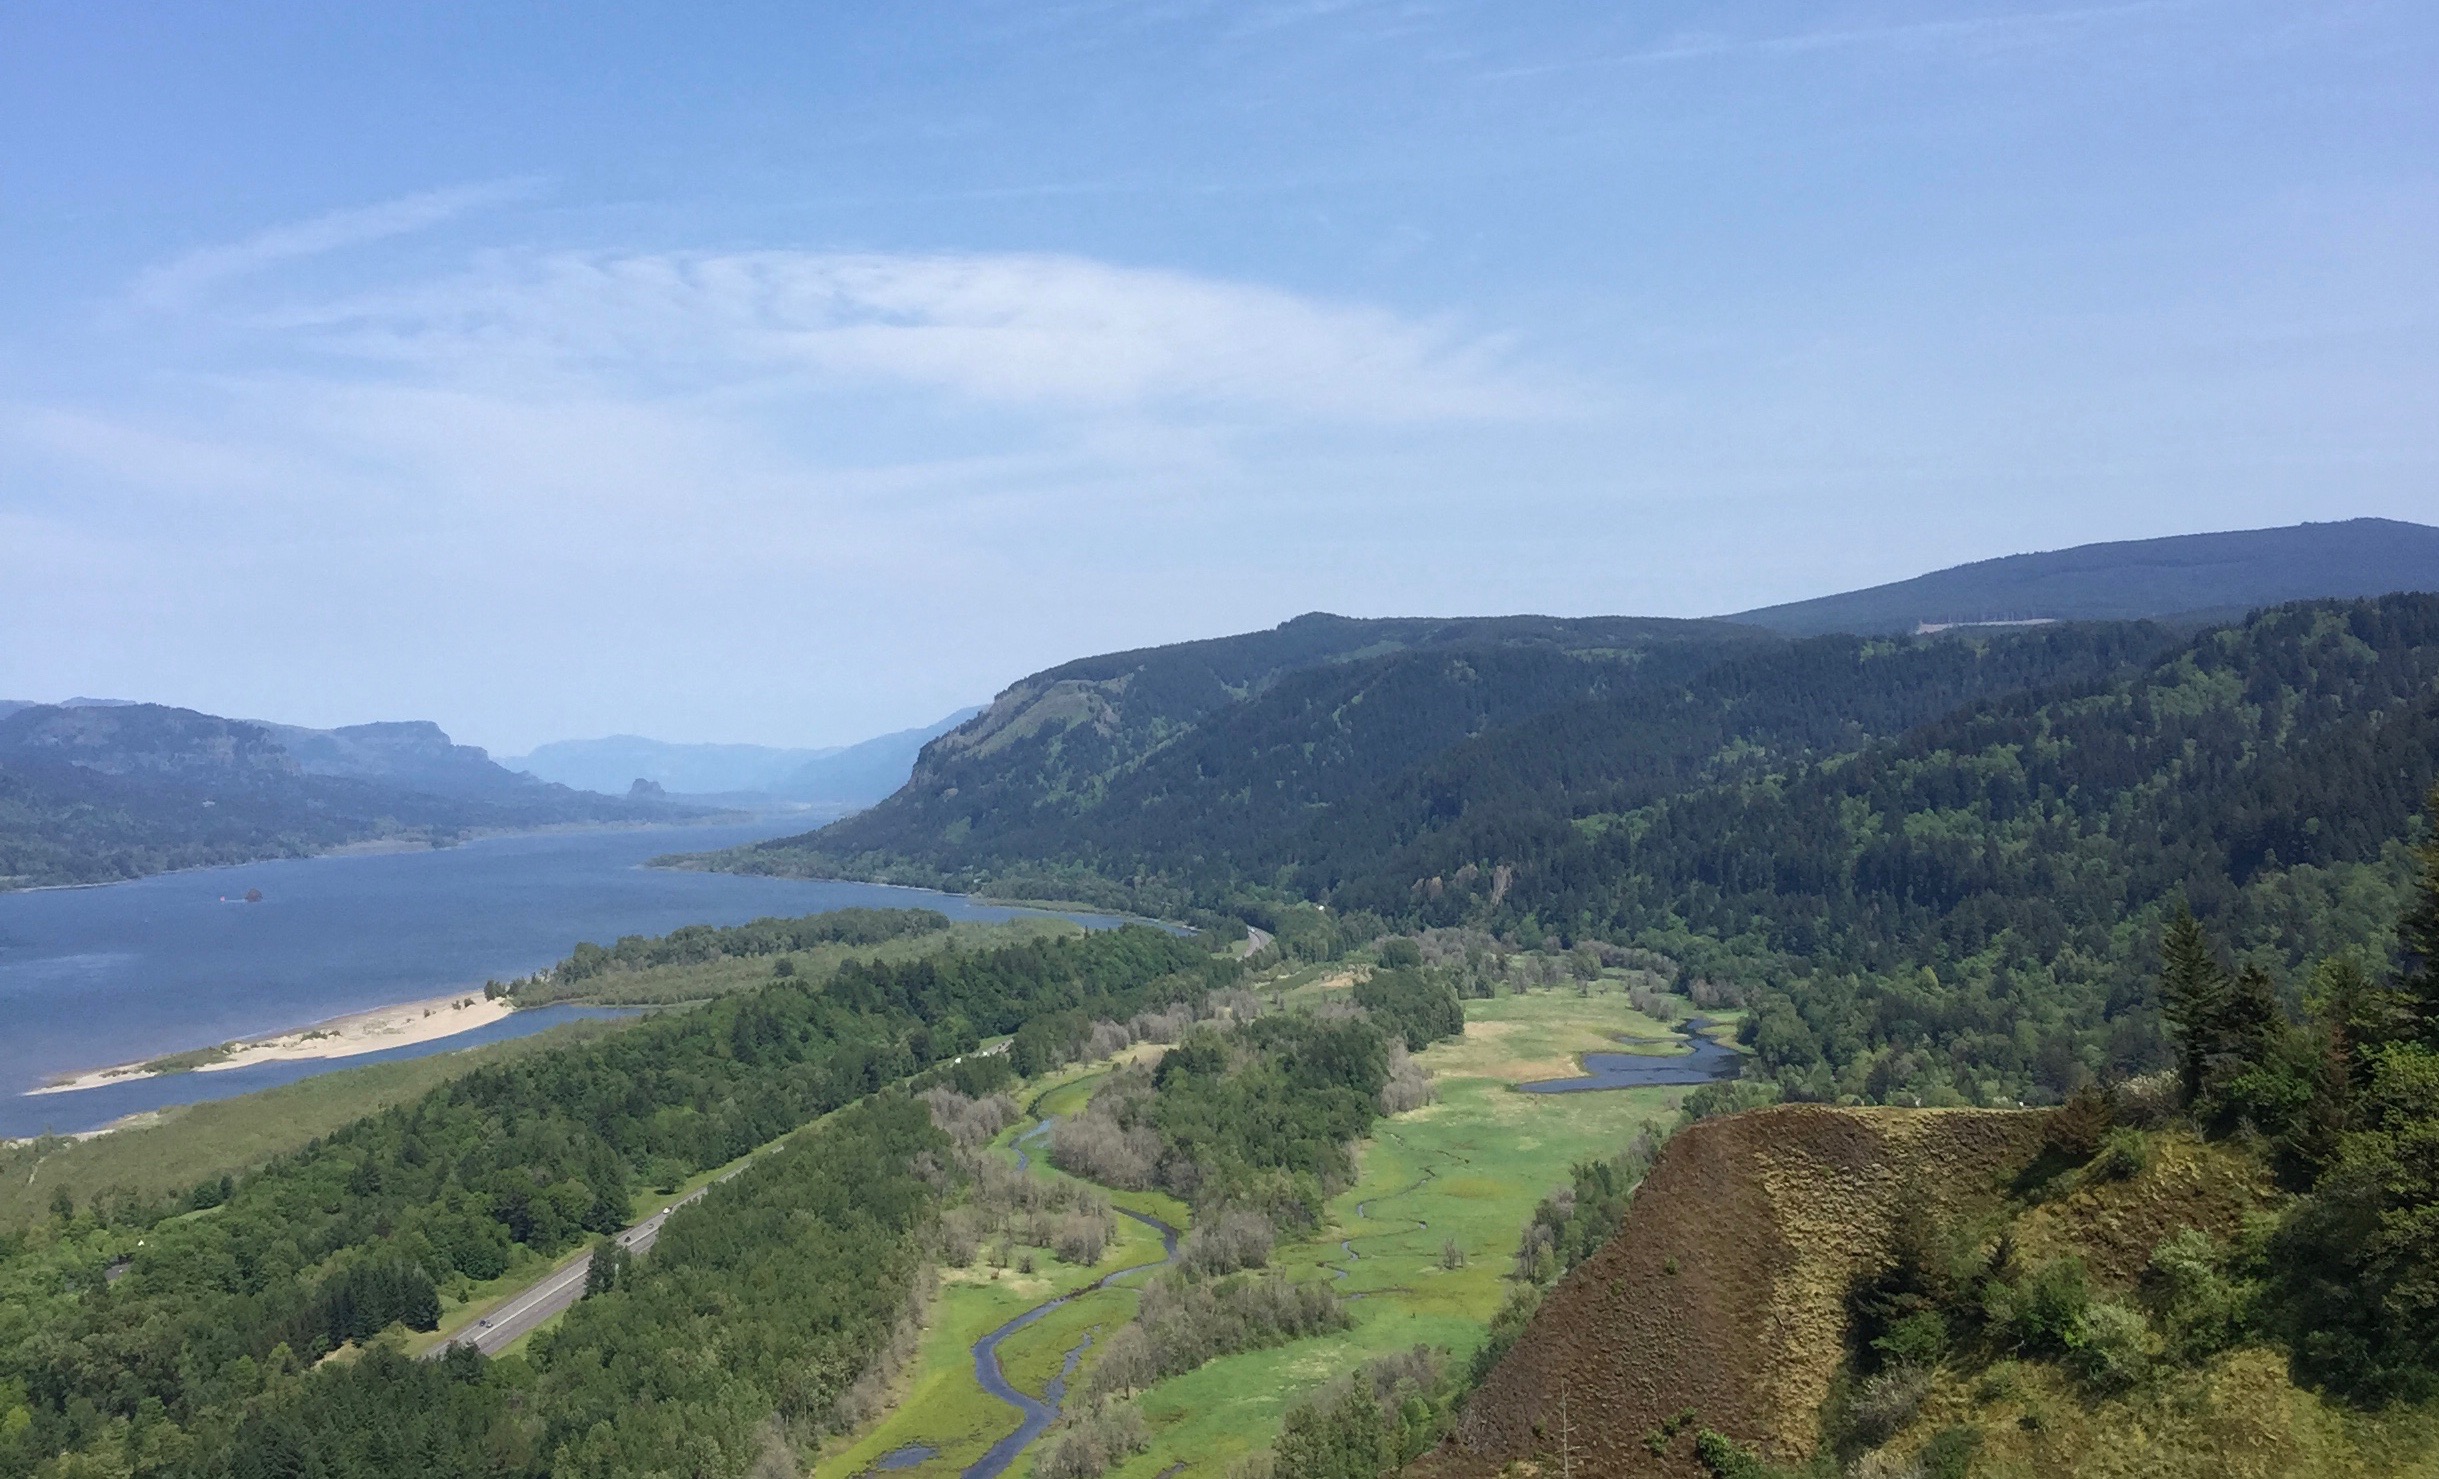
434,1165,742,1357
427,1040,1016,1359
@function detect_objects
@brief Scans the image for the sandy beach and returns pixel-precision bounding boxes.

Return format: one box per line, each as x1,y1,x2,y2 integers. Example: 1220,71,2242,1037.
30,992,515,1095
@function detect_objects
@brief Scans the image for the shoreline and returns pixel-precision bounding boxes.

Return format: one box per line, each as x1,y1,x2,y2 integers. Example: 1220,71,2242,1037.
2,813,762,896
29,991,517,1095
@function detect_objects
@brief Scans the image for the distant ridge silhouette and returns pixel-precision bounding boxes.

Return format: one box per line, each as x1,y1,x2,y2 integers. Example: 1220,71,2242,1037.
1726,518,2439,636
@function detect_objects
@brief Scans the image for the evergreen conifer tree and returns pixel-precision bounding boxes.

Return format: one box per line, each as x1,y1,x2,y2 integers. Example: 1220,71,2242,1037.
2394,783,2439,1049
2160,906,2229,1102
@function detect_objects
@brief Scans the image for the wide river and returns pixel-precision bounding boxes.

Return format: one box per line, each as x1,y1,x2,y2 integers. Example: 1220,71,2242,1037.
0,819,1126,1137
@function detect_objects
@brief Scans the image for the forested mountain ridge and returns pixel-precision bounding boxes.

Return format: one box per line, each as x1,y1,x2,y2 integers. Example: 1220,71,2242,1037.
1726,516,2439,635
0,703,695,889
703,617,2173,911
705,595,2439,1105
877,611,1767,831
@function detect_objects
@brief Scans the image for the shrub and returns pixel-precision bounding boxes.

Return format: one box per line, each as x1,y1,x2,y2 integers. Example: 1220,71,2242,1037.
1465,1286,1541,1388
1991,1257,2091,1355
1177,1210,1275,1278
1691,1430,1785,1479
1872,1310,1949,1370
2087,1127,2151,1182
1846,1366,1931,1447
2145,1229,2248,1362
1680,1079,1778,1125
2046,1082,2114,1161
2113,1070,2180,1129
2066,1301,2151,1391
1918,1425,1982,1479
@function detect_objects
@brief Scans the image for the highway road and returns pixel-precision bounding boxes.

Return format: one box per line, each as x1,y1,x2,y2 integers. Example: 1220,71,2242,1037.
421,1028,1120,1359
433,1164,741,1357
428,1042,1015,1358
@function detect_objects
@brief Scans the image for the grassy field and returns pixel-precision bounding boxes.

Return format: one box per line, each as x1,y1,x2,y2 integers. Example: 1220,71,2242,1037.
1109,989,1696,1478
515,916,1083,1006
814,982,1708,1479
810,1056,1185,1479
0,1017,638,1230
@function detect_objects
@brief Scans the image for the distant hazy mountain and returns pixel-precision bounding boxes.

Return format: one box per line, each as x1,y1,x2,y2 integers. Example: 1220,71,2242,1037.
0,703,698,890
504,736,840,796
506,709,982,805
771,709,983,805
257,719,578,804
1726,518,2439,636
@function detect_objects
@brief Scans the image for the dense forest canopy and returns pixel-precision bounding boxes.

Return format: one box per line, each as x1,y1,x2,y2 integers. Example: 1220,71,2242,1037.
707,595,2439,1104
0,916,1231,1477
547,907,954,983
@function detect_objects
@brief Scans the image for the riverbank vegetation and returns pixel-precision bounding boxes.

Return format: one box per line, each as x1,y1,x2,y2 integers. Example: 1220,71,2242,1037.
811,962,1695,1479
508,910,1079,1008
0,913,1233,1476
0,1017,636,1231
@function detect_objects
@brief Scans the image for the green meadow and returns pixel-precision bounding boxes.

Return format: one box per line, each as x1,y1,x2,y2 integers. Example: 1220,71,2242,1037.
1110,987,1692,1478
811,1055,1185,1479
816,981,1705,1479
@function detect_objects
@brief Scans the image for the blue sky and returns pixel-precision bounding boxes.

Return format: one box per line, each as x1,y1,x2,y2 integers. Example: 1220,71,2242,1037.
2,2,2433,752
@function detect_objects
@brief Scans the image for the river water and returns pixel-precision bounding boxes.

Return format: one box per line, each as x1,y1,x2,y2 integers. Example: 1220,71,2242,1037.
0,819,1126,1136
1514,1016,1743,1092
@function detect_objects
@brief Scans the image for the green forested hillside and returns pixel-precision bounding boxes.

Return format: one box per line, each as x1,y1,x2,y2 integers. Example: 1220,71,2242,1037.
706,596,2439,1105
709,618,2163,910
1382,598,2439,1101
798,612,1771,885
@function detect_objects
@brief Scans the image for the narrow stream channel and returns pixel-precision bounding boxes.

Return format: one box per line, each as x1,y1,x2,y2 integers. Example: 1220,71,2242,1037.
961,1120,1181,1479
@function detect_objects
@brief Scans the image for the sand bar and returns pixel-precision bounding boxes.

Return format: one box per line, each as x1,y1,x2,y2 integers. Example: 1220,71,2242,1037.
29,992,515,1095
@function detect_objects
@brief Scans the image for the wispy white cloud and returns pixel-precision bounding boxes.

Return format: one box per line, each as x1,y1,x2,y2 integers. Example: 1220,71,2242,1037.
269,249,1560,422
128,180,537,310
1486,1,2199,79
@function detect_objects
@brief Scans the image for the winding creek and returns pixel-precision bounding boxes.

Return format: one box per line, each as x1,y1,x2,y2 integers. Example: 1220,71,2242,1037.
955,1120,1182,1479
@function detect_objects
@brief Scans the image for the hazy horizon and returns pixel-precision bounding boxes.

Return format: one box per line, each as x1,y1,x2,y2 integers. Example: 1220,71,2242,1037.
6,3,2434,753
